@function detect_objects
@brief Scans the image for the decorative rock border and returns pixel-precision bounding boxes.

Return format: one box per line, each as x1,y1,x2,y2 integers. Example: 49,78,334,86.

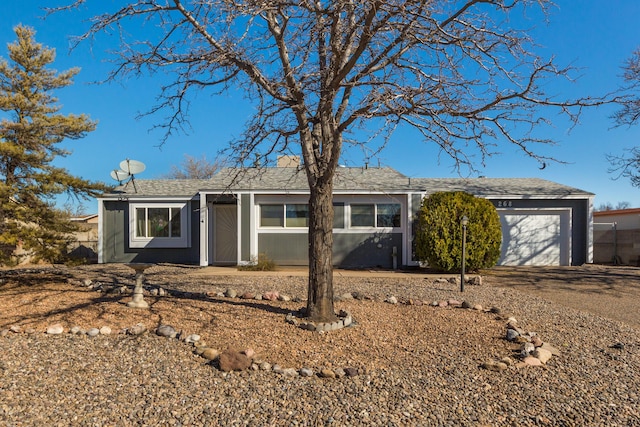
285,309,354,332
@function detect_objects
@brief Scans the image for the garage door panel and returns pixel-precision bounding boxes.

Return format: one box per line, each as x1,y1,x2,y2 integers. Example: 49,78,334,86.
499,211,570,266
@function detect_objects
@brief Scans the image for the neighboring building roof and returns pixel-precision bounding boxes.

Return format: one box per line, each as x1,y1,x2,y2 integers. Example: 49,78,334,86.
594,208,640,217
101,167,593,198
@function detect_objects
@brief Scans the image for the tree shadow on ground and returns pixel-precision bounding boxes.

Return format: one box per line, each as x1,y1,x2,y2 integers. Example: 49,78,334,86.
483,265,640,296
0,268,295,330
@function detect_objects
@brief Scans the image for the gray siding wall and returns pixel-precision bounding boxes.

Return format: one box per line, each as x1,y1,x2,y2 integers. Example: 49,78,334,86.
257,232,403,268
489,198,591,266
101,200,200,264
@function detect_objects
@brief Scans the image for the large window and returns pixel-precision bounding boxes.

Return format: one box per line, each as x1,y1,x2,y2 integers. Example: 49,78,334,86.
136,207,181,238
130,203,189,248
351,203,401,228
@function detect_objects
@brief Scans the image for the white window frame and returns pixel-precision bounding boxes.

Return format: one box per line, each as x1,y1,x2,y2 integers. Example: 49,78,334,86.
129,203,190,248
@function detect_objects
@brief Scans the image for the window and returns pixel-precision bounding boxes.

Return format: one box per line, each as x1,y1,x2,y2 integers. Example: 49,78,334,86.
136,207,181,238
130,203,189,248
351,204,375,227
377,204,401,227
286,204,309,227
351,203,401,228
260,204,284,227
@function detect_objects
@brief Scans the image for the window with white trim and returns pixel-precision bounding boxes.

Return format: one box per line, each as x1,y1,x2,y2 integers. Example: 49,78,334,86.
129,203,190,248
259,203,344,229
350,203,401,228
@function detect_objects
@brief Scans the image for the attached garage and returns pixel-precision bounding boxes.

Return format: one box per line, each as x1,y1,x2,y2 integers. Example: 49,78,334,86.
498,209,571,266
415,177,594,267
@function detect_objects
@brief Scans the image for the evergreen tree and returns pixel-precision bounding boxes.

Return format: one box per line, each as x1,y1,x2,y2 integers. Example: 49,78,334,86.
0,25,106,264
415,192,502,273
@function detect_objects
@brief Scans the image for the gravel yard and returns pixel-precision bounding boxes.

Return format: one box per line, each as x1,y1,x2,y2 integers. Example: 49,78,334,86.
1,264,639,426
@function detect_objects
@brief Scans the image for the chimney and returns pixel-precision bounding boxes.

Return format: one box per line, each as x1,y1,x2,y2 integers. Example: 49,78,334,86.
277,155,300,167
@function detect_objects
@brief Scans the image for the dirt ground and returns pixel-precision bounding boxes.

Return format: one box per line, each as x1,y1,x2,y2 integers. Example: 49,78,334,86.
482,264,640,329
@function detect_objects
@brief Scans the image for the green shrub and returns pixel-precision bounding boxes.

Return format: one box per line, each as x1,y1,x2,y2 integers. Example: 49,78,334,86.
415,191,502,272
237,253,277,271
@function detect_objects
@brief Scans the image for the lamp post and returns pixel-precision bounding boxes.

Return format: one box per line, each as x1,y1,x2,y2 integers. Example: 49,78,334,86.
460,216,468,293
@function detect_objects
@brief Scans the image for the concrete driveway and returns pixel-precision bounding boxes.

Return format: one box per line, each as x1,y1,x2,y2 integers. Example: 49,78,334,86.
482,265,640,329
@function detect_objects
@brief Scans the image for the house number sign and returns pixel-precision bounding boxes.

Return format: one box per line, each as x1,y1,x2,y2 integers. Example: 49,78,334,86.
496,200,514,208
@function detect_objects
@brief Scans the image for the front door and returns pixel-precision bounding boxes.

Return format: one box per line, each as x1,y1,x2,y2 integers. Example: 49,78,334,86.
210,204,238,264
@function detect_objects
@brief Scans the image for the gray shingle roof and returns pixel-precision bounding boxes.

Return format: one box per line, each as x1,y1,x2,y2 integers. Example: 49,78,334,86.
411,177,594,197
103,167,593,198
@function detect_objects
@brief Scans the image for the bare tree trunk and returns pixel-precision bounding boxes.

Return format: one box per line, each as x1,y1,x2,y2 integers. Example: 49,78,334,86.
306,176,338,323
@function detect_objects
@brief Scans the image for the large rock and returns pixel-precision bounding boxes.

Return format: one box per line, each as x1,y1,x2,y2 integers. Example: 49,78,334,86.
469,276,482,286
480,360,508,372
532,348,553,364
540,342,561,356
127,323,146,336
156,324,178,338
300,368,314,377
46,324,64,335
506,329,520,342
263,291,280,301
184,333,200,344
522,356,543,367
344,367,359,377
521,342,535,356
319,369,336,379
218,350,252,372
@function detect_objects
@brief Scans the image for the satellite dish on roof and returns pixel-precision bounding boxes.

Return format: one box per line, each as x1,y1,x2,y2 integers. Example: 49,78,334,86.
120,159,146,175
110,169,129,182
110,158,146,193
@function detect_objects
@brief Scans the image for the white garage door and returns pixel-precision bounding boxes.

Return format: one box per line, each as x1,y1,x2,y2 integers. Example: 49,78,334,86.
499,210,571,266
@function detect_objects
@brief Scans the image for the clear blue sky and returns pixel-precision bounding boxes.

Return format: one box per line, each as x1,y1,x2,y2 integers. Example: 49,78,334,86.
1,1,639,212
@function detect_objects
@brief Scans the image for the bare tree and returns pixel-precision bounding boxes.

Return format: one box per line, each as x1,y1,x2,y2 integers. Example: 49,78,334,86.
595,201,632,212
163,154,223,179
613,48,640,126
608,147,640,188
58,0,602,322
608,47,640,187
